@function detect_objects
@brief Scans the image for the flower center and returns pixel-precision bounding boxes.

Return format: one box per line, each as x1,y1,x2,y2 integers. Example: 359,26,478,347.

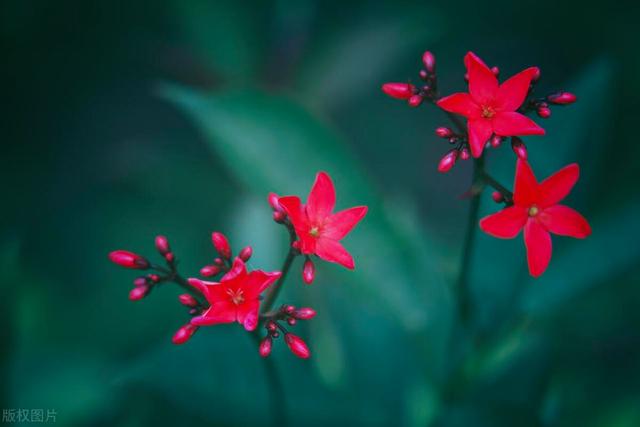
226,288,245,305
309,226,320,238
481,105,495,119
528,205,539,217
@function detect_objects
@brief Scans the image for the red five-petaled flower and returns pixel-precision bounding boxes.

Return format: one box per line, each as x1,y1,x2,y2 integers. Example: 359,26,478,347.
188,258,281,331
437,52,545,158
278,172,367,270
479,160,591,277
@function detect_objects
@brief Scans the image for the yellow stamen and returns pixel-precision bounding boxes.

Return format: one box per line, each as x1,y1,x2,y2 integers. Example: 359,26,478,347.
227,288,245,305
309,226,320,238
528,205,539,217
481,105,495,119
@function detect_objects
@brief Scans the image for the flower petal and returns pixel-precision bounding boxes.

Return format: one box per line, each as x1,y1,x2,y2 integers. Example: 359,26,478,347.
495,67,538,112
492,112,545,136
278,196,307,229
465,52,498,104
468,118,493,158
538,205,591,238
479,206,528,238
315,238,355,269
237,300,260,331
187,278,224,304
514,159,539,207
323,206,368,240
524,219,552,277
221,257,247,282
538,163,579,207
306,172,336,222
191,301,237,326
243,270,282,299
436,93,480,118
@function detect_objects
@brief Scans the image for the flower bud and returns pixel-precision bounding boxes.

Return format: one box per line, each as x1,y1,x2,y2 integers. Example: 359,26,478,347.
490,135,502,148
147,274,160,283
302,259,315,285
407,94,423,107
239,246,253,262
547,92,576,105
293,307,317,320
285,334,310,359
178,294,198,307
282,305,296,315
459,147,470,160
491,66,499,76
164,252,175,263
291,240,301,250
422,51,436,73
464,72,469,82
200,264,221,277
437,150,458,173
129,285,149,301
211,232,231,259
259,336,273,357
492,191,504,203
214,257,224,266
133,276,148,287
268,193,283,212
155,235,170,255
273,211,286,223
511,137,528,160
172,324,198,345
287,317,297,326
189,308,199,315
266,321,278,333
381,83,415,100
109,250,149,269
537,106,551,118
435,127,452,138
419,70,428,80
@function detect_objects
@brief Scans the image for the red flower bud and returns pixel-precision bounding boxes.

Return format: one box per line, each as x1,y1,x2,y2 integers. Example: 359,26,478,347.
239,246,253,262
283,305,296,315
293,307,317,320
537,106,551,118
381,83,415,100
491,66,500,76
172,324,198,345
291,240,301,250
155,235,170,255
266,321,278,333
147,274,160,283
268,193,283,212
273,211,286,223
214,257,224,266
511,138,528,160
435,127,452,138
129,285,149,301
178,294,198,307
259,336,273,357
490,135,502,148
302,259,315,285
422,51,436,73
109,250,149,269
407,94,423,107
211,232,231,259
419,70,428,80
287,317,297,326
200,265,221,277
133,276,148,287
547,92,576,105
164,252,175,263
459,148,470,160
285,333,310,359
532,67,541,82
437,150,458,173
492,191,504,203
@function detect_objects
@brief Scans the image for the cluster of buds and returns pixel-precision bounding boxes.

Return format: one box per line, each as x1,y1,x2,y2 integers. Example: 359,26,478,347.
259,305,317,359
526,91,578,119
381,51,437,107
199,232,253,278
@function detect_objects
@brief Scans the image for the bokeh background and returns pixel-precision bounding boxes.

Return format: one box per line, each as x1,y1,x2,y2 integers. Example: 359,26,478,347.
3,0,640,426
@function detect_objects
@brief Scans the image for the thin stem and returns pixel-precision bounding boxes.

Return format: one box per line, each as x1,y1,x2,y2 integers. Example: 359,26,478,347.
454,155,485,325
252,332,288,427
260,226,298,315
479,170,514,204
151,263,207,306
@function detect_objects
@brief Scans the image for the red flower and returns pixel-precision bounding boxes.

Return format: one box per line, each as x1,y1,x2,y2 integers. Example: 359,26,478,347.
479,160,591,277
187,258,281,331
278,172,367,270
437,52,544,158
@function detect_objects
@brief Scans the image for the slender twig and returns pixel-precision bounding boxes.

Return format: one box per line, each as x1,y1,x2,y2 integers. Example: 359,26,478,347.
260,226,298,315
150,263,207,305
479,170,514,204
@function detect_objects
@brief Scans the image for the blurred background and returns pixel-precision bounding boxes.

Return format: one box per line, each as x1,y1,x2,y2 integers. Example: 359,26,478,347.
2,0,640,426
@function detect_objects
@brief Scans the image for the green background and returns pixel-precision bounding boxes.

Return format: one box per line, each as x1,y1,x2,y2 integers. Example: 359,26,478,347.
3,0,639,426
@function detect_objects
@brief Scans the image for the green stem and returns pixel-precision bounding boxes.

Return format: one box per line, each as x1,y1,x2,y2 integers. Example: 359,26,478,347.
479,170,514,204
151,264,207,306
250,334,288,427
260,226,298,315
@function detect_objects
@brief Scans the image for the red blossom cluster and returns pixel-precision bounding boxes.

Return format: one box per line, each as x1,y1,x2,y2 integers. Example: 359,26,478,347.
383,51,590,277
109,172,367,358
